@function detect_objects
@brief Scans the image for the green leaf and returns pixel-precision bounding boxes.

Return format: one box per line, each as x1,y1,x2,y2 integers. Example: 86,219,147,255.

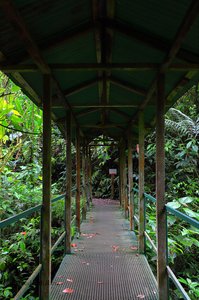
167,201,181,209
19,241,26,251
178,197,194,205
183,208,199,220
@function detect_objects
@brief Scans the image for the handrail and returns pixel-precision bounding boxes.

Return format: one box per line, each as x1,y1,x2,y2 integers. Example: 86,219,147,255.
0,194,65,229
14,264,42,300
166,205,199,229
133,188,198,299
1,190,80,299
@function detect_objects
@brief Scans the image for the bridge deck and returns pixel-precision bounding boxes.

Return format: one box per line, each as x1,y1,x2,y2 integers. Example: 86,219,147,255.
51,199,157,299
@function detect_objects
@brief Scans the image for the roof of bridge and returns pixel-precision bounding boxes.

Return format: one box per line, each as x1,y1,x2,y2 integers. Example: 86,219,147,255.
0,0,199,141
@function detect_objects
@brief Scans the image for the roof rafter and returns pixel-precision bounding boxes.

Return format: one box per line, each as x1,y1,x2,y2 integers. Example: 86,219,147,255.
105,18,199,64
127,0,199,127
0,0,83,135
110,76,147,96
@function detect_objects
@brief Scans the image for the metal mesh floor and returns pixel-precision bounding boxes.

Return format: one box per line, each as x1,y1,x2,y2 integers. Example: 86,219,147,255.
51,199,157,299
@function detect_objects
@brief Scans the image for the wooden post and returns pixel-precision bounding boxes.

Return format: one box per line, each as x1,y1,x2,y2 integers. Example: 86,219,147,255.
76,128,81,234
128,131,134,231
123,152,128,218
111,174,114,199
88,148,92,203
138,111,145,253
119,145,122,205
119,139,128,216
65,112,72,254
85,144,90,207
81,143,87,220
156,74,168,299
119,141,124,207
40,75,51,300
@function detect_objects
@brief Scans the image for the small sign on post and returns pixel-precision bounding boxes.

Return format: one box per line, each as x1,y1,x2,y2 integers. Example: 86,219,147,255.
109,169,117,199
109,169,117,175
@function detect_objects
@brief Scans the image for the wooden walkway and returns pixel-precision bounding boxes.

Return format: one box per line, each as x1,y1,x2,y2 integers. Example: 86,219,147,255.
51,199,157,299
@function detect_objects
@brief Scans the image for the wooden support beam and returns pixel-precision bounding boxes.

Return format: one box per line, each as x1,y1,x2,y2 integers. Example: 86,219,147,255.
128,131,134,231
2,62,199,72
81,123,125,129
88,148,92,203
119,140,126,210
138,111,145,253
92,0,105,125
81,143,87,220
160,1,199,73
40,75,51,300
85,144,91,207
15,22,93,64
63,78,99,97
76,108,101,118
105,18,199,64
110,76,147,96
65,112,72,254
76,129,81,234
127,0,199,127
1,0,82,135
0,62,159,72
72,104,138,108
156,74,168,300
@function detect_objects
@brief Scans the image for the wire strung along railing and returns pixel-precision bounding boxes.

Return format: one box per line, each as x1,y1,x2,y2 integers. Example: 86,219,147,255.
133,188,199,300
0,187,83,300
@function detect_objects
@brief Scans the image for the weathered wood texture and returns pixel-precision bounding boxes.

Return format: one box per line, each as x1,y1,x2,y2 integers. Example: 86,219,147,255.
81,144,87,220
156,74,168,300
65,112,72,254
128,131,134,230
40,75,52,300
138,112,145,253
76,129,81,234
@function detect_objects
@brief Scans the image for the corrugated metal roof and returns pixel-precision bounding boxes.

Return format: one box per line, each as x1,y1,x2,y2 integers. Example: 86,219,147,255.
0,0,199,141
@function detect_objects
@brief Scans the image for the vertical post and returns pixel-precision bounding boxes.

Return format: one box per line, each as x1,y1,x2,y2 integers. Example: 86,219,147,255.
85,143,90,208
88,147,92,203
119,145,122,205
40,75,51,300
138,111,145,253
65,112,72,254
156,74,168,299
111,174,114,199
82,143,87,220
128,131,134,231
119,140,125,208
76,128,81,234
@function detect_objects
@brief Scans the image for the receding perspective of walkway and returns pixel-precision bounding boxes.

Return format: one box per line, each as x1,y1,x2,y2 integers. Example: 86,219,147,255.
51,199,157,300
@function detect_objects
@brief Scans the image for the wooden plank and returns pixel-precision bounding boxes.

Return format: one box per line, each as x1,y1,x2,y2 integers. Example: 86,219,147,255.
65,112,72,254
156,74,168,300
138,111,145,254
128,131,134,231
76,129,81,234
40,75,52,300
